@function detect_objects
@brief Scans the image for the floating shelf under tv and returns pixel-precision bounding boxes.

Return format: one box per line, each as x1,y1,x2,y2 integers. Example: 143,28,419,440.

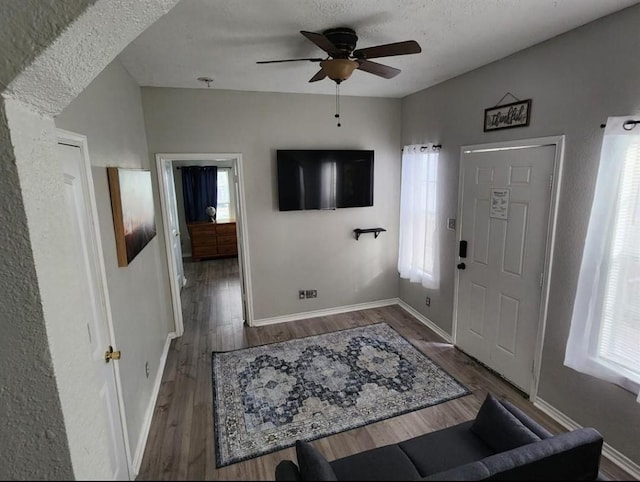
353,228,386,240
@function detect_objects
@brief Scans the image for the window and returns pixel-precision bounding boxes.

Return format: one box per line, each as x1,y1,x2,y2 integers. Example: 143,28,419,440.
565,116,640,401
216,169,231,221
397,144,440,289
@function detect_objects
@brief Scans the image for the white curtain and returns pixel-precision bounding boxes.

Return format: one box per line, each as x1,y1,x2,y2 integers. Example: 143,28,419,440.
565,116,640,403
398,144,440,289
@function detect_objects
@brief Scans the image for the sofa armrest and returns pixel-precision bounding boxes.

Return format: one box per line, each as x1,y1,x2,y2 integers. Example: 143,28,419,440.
481,427,603,480
499,399,553,439
276,460,302,481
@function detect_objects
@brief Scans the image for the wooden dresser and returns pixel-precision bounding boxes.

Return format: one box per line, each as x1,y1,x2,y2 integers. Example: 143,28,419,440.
187,221,238,261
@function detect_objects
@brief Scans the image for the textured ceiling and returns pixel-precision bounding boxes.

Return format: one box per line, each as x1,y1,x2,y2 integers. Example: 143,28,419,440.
119,0,639,98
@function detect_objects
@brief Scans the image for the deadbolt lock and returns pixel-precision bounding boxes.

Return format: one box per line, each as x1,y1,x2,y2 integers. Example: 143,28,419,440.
105,345,121,363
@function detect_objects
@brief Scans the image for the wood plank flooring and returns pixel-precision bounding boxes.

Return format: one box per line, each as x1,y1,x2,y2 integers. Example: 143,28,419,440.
136,258,632,480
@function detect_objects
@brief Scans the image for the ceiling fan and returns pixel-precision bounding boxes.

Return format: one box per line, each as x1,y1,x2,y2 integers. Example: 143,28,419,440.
256,27,422,84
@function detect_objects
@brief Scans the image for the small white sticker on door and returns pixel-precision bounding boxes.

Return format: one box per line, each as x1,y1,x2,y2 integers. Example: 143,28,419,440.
490,188,510,220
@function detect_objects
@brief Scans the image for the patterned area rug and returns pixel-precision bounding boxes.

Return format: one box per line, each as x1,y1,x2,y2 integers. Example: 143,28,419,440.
211,322,469,467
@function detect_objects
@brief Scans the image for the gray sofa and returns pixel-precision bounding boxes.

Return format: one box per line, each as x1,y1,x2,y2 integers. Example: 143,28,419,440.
275,393,604,481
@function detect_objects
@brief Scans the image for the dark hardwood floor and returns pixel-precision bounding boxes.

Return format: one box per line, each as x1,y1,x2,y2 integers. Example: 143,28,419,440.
136,258,632,480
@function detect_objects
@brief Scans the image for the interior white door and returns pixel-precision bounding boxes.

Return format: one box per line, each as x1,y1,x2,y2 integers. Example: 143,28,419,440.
455,144,555,393
58,142,129,479
232,162,248,322
163,163,186,289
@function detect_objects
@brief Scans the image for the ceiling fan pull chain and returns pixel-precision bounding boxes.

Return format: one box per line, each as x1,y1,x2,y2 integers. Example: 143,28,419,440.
335,82,341,127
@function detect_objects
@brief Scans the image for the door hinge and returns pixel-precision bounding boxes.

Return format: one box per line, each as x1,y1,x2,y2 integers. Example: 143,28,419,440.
539,272,544,288
549,174,554,192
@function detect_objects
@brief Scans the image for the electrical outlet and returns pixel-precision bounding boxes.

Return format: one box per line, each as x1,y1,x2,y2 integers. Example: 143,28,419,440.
145,361,150,378
299,290,306,299
306,290,317,298
425,297,431,307
447,218,456,230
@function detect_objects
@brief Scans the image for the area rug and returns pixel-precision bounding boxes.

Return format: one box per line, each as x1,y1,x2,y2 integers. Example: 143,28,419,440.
211,322,469,467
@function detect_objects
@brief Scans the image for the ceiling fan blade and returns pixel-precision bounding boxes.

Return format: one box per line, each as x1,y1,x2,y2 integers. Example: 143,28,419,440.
356,60,400,79
256,58,323,64
300,30,338,55
308,69,327,82
353,40,422,60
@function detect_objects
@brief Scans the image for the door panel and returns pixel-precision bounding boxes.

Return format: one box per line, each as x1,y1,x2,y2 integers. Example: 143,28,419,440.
59,143,129,479
164,163,185,289
502,202,528,276
456,144,555,393
472,199,491,265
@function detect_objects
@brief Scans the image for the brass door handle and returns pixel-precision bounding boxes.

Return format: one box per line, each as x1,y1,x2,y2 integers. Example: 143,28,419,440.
105,345,121,363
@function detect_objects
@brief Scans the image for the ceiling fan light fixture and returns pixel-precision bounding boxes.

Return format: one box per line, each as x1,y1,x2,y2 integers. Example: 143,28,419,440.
320,59,358,83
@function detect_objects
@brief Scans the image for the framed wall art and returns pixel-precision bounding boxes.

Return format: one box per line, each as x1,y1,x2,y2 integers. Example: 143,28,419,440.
107,167,157,267
484,99,532,132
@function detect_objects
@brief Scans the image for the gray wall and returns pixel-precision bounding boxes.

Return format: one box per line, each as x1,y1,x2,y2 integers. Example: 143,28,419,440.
141,88,402,320
401,4,640,463
55,60,175,456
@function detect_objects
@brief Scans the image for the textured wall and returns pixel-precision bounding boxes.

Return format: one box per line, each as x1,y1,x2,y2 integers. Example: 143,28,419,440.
0,101,74,480
141,88,402,321
401,4,640,464
0,0,180,478
4,99,115,479
6,0,180,116
55,59,175,460
0,0,96,93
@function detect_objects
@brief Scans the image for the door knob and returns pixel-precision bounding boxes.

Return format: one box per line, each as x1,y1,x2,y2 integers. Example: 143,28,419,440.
457,263,466,270
105,345,121,363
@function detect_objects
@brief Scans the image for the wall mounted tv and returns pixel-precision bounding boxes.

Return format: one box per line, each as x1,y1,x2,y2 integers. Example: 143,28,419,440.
277,149,374,211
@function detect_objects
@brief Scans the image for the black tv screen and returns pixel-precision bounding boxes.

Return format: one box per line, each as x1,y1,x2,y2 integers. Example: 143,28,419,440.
277,150,374,211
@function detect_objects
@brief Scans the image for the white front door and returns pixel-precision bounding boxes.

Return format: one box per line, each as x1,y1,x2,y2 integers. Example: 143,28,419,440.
58,141,130,479
163,162,186,289
455,142,556,393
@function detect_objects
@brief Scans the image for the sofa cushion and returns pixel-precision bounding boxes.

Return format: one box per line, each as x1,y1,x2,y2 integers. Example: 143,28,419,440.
296,441,337,481
399,420,494,476
471,394,541,453
330,444,421,481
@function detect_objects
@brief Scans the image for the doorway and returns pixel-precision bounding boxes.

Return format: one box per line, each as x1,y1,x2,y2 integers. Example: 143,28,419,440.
453,137,564,396
156,153,253,335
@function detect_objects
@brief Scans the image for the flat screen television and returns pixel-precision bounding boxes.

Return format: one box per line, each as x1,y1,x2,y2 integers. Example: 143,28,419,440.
277,149,374,211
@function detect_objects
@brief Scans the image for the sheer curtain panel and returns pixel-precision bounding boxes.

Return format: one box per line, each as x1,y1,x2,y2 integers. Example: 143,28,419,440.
565,116,640,402
398,144,440,289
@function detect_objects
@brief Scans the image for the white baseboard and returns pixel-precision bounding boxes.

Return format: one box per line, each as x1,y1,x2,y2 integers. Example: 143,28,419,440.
534,397,640,480
252,298,399,326
131,332,178,478
397,299,453,344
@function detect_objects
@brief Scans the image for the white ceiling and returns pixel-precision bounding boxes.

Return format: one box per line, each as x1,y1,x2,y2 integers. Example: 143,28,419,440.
119,0,638,98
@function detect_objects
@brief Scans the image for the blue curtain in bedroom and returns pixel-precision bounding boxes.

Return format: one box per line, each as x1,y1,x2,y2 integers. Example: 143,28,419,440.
181,166,218,222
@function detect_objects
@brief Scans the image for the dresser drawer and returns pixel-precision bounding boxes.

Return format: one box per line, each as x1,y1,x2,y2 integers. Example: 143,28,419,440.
192,246,218,259
189,223,216,235
217,235,237,247
216,223,236,235
191,231,217,247
217,244,237,255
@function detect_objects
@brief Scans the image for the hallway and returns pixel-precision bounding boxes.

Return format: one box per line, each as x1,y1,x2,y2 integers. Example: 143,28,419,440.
181,258,246,351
